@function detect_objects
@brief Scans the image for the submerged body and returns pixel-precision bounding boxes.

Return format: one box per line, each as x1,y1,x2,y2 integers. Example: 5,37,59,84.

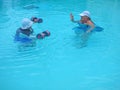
14,27,36,43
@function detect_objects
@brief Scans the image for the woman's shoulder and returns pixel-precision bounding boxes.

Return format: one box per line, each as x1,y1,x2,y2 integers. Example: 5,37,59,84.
87,20,95,25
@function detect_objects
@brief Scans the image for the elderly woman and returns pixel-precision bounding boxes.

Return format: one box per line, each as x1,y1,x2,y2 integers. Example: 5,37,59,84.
70,11,95,47
70,11,95,33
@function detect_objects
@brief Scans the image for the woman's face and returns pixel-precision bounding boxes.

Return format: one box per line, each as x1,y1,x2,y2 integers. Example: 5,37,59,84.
81,16,89,23
81,16,88,20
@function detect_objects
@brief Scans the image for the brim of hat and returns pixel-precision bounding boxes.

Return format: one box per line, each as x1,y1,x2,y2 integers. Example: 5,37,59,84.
79,13,90,17
79,13,84,16
21,21,33,29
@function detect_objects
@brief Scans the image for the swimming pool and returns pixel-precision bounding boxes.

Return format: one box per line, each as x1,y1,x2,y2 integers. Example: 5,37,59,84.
0,0,120,90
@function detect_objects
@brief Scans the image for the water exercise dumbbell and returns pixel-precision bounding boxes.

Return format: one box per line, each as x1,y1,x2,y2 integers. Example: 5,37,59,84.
42,30,50,36
36,30,50,39
31,17,43,23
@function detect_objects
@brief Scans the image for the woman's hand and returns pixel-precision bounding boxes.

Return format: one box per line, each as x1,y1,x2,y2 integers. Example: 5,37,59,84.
86,20,95,33
70,13,74,21
86,30,91,33
70,13,79,23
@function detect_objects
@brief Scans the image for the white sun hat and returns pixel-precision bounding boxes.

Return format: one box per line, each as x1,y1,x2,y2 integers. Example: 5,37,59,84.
21,18,33,29
80,11,90,17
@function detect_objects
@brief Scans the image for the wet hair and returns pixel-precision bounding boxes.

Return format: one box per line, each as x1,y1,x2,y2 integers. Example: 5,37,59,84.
88,17,91,20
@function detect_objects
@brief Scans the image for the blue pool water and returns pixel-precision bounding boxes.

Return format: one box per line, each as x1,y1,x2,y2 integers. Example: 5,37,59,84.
0,0,120,90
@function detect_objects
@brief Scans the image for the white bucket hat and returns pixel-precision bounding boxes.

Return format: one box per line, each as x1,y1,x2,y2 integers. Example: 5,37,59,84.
21,18,33,29
80,11,90,17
